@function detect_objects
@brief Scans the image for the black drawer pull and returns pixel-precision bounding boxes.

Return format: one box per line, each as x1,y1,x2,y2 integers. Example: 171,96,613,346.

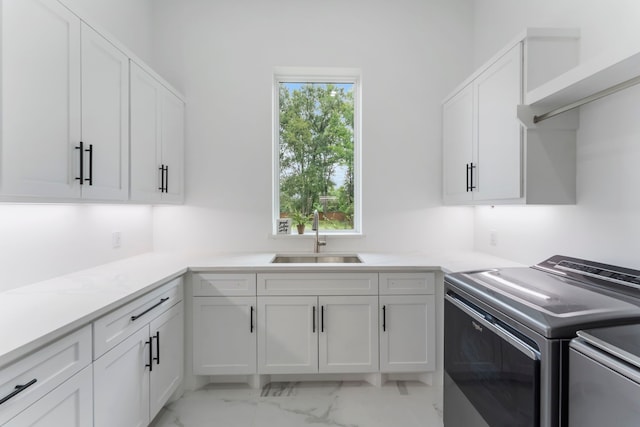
153,331,160,365
146,338,153,371
382,305,386,332
0,379,37,405
313,306,316,333
131,297,170,322
321,305,325,333
85,143,93,185
75,141,84,185
250,306,254,333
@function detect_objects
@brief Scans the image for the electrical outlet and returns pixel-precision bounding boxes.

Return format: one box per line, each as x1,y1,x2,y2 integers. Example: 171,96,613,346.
112,231,122,249
490,230,497,246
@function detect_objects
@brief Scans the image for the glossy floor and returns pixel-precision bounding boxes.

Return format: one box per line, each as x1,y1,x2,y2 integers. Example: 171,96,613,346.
150,381,443,427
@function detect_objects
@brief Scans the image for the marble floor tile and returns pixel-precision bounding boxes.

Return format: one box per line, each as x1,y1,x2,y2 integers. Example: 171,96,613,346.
150,381,443,427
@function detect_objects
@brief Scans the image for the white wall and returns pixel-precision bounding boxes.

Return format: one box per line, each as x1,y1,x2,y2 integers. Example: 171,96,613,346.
0,205,153,292
151,0,476,254
472,0,640,268
60,0,154,64
0,0,156,291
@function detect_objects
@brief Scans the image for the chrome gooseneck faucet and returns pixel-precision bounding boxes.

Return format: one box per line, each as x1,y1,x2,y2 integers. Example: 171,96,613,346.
312,210,327,253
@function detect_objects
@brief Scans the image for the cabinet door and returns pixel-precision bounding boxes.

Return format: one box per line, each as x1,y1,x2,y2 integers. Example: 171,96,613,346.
150,301,184,419
193,297,256,375
80,23,129,200
442,83,473,204
130,62,162,203
318,296,378,373
160,90,185,203
380,295,435,372
1,0,81,198
94,326,151,427
474,43,523,201
258,296,318,374
6,365,93,427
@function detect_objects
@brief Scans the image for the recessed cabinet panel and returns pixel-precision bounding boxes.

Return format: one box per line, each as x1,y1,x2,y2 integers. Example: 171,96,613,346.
257,273,378,296
80,23,129,200
379,272,435,295
130,62,162,203
192,273,257,296
0,325,91,425
1,0,81,198
258,296,318,374
93,326,151,427
193,297,256,375
5,365,93,427
380,295,435,372
160,90,185,203
150,301,184,418
319,296,378,373
474,44,523,201
442,84,474,204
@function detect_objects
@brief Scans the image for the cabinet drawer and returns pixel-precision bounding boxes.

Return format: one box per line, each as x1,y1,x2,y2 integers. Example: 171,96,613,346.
0,325,91,425
379,272,435,295
93,277,183,359
192,273,256,296
257,273,378,295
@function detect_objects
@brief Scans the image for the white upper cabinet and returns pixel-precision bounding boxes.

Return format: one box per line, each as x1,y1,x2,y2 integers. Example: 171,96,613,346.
443,29,580,205
130,62,185,204
160,90,185,203
473,44,523,201
80,23,129,200
442,83,473,204
1,0,81,199
1,0,183,203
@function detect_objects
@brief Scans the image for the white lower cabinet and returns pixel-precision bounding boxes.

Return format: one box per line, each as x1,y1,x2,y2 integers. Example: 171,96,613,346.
149,302,184,418
6,365,93,427
319,296,379,373
257,296,378,374
379,295,436,372
93,279,184,427
193,297,257,375
257,296,318,374
0,326,92,427
93,326,151,427
94,301,183,427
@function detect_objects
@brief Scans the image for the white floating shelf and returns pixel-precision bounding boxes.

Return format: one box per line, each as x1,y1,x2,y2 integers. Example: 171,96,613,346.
526,45,640,109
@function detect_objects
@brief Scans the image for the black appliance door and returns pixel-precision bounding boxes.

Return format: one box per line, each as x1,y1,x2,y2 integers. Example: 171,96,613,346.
445,292,541,427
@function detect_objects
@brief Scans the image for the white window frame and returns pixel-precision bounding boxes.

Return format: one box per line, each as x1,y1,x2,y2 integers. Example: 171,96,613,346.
272,67,362,236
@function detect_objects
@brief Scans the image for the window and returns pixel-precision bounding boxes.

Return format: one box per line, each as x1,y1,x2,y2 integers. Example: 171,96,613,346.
273,69,361,235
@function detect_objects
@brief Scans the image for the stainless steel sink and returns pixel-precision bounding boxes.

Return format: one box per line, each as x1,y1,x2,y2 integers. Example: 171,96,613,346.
271,254,362,264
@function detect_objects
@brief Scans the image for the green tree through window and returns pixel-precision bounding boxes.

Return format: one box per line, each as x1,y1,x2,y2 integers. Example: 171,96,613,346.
278,81,356,231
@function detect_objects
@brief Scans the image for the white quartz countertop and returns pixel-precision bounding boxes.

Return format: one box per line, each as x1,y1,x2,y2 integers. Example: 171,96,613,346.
0,250,522,369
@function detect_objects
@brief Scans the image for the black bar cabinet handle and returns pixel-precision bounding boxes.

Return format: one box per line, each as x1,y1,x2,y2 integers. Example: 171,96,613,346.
465,163,470,192
470,162,476,190
75,141,84,185
85,144,93,185
131,297,170,322
146,338,153,371
313,306,316,333
159,165,165,192
321,305,325,333
250,306,254,333
382,305,386,332
0,379,37,405
164,165,169,193
153,331,160,365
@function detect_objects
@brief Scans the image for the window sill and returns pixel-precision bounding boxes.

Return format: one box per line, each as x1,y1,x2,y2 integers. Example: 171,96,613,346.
269,232,364,240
